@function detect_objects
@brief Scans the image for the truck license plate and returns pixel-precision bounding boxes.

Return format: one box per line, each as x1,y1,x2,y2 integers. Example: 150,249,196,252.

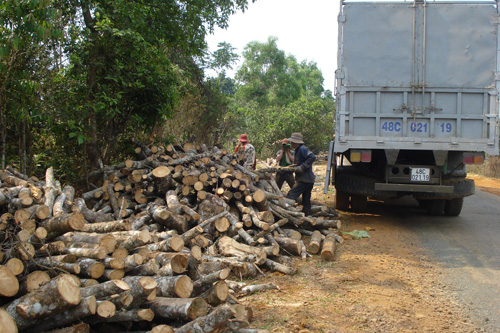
411,168,430,182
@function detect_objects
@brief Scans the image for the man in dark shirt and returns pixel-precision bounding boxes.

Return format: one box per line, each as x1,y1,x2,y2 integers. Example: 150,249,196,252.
286,132,316,216
276,138,295,191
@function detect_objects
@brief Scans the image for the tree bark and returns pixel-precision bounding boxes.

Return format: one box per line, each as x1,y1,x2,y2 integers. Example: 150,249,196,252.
153,275,193,298
148,297,208,321
4,274,80,329
175,304,236,333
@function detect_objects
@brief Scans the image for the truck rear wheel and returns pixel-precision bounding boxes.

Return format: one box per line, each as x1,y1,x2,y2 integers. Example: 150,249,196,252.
427,199,446,215
335,190,350,211
351,195,367,212
444,198,464,216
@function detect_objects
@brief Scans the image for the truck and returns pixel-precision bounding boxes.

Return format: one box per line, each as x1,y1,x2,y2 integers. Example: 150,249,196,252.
324,0,500,216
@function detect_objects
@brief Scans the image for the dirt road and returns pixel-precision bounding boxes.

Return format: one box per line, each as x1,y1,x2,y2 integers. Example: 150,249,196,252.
241,168,500,332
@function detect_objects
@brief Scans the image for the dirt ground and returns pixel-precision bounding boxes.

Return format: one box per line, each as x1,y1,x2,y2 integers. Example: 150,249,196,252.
237,165,499,332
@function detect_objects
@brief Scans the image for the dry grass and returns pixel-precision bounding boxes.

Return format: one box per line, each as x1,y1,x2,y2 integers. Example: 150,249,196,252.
468,156,500,178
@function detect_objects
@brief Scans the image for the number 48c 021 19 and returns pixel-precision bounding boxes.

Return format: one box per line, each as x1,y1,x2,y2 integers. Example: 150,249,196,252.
411,168,430,182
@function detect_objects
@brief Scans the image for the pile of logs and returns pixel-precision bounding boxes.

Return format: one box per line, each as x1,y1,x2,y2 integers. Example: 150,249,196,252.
0,142,341,332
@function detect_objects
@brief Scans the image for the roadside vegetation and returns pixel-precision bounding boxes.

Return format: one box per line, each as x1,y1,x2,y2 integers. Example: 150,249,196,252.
0,0,334,187
468,156,500,178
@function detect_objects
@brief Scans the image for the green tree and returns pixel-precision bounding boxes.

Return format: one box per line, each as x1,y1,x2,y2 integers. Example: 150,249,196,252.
1,0,254,181
0,0,64,172
59,0,254,169
231,37,335,157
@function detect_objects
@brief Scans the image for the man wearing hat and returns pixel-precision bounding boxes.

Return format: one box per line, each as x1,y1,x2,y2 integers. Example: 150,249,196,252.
276,138,295,191
235,134,256,170
286,132,316,216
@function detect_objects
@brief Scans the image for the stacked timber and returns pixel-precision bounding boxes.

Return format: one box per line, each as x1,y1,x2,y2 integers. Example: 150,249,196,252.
0,142,341,332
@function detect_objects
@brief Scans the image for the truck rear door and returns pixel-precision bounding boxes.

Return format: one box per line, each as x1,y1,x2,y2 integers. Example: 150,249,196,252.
334,0,500,155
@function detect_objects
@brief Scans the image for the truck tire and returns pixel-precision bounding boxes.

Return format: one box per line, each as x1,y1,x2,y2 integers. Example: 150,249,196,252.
427,199,446,215
417,199,430,210
335,169,389,197
444,198,463,216
351,195,367,212
335,190,350,211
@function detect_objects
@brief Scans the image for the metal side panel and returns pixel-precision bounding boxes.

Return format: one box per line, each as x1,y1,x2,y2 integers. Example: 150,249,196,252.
334,1,500,155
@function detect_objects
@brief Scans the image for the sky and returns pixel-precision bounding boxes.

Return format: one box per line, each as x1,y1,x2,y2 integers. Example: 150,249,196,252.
205,0,341,93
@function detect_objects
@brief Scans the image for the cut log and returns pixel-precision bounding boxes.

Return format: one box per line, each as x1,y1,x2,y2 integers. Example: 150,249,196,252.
103,257,124,269
200,280,228,306
154,275,193,298
240,282,280,296
0,308,17,333
320,235,336,262
116,276,157,309
81,220,131,233
95,300,116,318
127,259,160,276
153,253,188,275
73,198,114,223
4,274,80,329
53,185,75,217
307,230,323,254
140,235,184,253
265,258,296,275
64,246,107,260
43,167,60,217
78,258,105,279
5,258,24,276
274,236,303,256
6,241,35,261
0,265,19,297
314,218,341,230
112,230,152,250
18,270,50,295
148,297,208,321
34,296,96,332
217,236,267,265
150,325,174,333
192,268,231,296
86,308,154,324
101,269,125,281
175,303,236,333
80,279,130,299
41,212,85,237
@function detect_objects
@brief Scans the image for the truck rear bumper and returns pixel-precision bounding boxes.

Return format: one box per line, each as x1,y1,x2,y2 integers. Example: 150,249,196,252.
374,183,454,194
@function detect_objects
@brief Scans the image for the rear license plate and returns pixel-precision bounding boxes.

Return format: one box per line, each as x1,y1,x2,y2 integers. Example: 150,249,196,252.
410,168,430,182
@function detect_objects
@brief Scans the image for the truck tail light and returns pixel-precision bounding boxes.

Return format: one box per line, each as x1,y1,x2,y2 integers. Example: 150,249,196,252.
463,152,484,165
350,150,372,163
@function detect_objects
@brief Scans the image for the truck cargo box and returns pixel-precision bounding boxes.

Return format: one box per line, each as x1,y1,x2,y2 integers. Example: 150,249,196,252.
334,0,500,155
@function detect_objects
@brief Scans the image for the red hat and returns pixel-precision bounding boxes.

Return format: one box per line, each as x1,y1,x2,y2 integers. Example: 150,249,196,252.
238,134,249,143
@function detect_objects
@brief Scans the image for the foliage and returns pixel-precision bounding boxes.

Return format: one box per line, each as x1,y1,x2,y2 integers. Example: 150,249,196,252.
228,37,335,158
0,0,336,184
0,0,254,183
